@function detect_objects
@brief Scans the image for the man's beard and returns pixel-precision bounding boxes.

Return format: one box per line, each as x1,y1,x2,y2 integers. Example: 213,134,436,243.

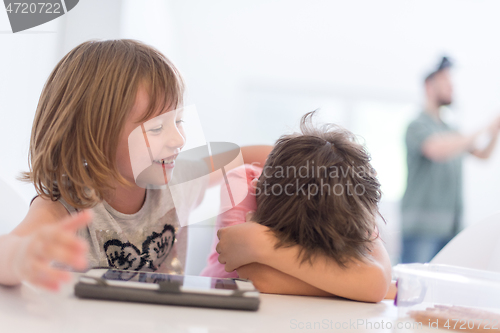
437,96,452,107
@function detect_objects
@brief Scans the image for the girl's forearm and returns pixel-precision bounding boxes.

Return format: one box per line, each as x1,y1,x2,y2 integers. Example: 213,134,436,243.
255,238,392,302
0,234,23,286
206,145,272,188
241,145,273,168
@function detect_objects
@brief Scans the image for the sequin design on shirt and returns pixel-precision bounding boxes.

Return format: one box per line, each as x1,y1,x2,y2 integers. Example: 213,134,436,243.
103,224,176,271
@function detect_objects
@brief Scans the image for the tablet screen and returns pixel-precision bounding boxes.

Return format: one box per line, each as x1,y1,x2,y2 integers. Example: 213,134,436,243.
102,269,238,290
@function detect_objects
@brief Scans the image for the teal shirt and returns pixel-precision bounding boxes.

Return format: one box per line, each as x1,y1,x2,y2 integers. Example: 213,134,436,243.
401,112,463,237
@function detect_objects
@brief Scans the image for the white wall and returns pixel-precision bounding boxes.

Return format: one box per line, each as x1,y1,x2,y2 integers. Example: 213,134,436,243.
0,8,61,231
0,0,123,233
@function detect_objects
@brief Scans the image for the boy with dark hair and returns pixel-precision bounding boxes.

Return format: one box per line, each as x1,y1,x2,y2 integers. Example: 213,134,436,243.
202,111,393,302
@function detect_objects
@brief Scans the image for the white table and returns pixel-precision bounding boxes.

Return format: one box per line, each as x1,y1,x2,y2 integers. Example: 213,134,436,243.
0,275,422,333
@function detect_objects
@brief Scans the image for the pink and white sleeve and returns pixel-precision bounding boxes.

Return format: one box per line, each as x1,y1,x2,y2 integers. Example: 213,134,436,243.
199,164,262,278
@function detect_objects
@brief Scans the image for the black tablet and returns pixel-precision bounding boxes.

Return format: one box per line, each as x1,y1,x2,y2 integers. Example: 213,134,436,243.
74,268,260,311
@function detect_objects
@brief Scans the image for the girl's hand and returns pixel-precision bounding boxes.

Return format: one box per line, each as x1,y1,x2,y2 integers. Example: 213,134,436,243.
12,210,92,291
216,213,274,272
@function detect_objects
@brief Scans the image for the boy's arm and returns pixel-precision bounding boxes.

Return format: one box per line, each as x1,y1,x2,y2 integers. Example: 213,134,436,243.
217,222,392,303
384,280,397,300
259,236,392,303
237,262,333,297
238,263,398,300
205,145,272,187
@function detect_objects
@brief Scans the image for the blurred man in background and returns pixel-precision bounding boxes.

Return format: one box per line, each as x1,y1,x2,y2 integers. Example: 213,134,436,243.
401,56,500,263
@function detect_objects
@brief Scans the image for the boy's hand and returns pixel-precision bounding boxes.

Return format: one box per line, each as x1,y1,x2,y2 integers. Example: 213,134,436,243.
12,210,92,291
216,214,274,272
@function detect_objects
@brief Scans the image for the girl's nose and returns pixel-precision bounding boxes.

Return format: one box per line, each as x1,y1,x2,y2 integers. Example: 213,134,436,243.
166,123,185,150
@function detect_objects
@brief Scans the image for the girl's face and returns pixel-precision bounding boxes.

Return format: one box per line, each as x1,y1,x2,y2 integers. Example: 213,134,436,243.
116,85,185,188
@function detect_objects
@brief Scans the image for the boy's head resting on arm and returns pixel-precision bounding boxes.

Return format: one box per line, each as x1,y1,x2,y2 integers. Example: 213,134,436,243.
252,111,383,267
20,39,184,209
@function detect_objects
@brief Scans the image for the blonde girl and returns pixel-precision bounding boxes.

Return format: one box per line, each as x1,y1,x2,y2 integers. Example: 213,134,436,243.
0,39,271,290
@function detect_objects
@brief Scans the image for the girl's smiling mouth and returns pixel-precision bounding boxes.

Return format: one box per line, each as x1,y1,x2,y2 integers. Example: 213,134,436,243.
153,154,178,169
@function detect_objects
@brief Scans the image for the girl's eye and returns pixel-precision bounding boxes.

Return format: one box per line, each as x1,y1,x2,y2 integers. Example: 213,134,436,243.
148,125,163,133
176,119,184,125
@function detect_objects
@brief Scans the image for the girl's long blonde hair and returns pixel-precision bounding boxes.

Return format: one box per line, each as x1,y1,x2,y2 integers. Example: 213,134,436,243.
21,39,184,209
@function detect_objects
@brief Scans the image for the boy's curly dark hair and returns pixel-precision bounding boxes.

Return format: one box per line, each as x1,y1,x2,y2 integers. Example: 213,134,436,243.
253,111,383,267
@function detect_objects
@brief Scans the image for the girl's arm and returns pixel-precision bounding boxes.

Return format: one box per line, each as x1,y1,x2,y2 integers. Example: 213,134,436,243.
240,145,273,169
205,145,272,187
217,222,392,303
0,197,90,289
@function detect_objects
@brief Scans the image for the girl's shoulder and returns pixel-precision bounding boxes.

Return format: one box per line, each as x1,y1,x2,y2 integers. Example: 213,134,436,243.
30,196,69,221
11,196,68,237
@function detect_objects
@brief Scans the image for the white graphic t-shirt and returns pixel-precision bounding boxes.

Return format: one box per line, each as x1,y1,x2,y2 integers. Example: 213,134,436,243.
57,162,208,275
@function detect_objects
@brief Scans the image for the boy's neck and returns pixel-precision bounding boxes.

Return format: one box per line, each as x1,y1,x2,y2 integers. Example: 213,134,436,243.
105,184,147,215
